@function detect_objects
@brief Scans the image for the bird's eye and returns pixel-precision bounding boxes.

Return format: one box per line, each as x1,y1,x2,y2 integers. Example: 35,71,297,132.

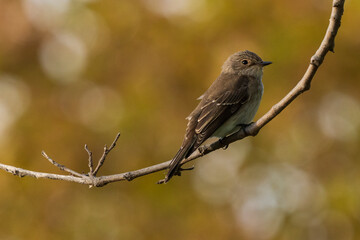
242,60,248,65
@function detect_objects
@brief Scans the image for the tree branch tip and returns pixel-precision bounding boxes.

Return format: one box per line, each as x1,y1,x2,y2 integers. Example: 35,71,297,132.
115,132,121,139
84,145,92,154
108,133,121,149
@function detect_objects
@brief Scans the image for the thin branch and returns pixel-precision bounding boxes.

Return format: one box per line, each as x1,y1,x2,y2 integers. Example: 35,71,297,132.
0,162,89,184
41,151,84,178
84,145,95,187
85,144,93,176
0,0,346,187
93,133,120,176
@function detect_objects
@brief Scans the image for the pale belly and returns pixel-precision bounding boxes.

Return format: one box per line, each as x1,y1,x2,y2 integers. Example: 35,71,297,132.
212,87,263,138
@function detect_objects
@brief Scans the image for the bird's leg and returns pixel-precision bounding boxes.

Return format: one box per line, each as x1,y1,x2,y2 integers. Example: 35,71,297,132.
174,165,195,176
198,146,206,155
174,167,182,176
179,165,195,171
219,138,229,150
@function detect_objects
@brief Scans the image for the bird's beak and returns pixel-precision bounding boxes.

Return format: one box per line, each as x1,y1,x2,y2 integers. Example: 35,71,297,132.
261,61,272,66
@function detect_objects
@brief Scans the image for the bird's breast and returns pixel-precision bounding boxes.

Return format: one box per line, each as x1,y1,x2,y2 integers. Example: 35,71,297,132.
212,80,263,138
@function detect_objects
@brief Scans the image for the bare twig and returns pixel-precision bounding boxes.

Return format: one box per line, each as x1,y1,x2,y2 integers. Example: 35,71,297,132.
0,162,89,184
93,133,120,176
85,144,93,176
0,0,346,186
41,151,84,178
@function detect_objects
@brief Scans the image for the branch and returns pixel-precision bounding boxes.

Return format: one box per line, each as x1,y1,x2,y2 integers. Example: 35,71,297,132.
0,0,345,186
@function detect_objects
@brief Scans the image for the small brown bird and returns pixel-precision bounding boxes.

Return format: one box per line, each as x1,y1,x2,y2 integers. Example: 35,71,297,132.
160,50,271,183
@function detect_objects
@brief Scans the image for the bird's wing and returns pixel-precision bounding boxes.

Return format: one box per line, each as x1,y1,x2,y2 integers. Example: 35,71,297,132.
191,86,250,149
163,76,250,183
196,87,249,134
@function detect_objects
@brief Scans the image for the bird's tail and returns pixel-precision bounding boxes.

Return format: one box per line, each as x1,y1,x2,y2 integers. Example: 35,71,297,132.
160,140,194,184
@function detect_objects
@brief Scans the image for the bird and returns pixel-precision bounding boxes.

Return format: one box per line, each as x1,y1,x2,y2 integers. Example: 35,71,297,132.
159,50,271,184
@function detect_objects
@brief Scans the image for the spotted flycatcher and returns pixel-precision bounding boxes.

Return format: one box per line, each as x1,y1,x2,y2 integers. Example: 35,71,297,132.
160,50,271,183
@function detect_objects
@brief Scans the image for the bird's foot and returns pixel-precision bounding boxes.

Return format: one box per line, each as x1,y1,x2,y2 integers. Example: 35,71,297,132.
157,165,195,184
180,166,195,171
219,137,229,150
174,165,195,176
237,122,254,135
198,146,206,155
157,178,166,184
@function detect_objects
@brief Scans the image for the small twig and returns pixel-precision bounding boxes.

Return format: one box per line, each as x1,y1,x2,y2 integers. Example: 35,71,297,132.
41,151,84,178
0,162,88,183
93,132,120,176
85,144,93,176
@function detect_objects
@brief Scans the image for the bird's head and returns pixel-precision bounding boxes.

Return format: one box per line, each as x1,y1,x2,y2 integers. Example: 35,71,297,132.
222,50,272,77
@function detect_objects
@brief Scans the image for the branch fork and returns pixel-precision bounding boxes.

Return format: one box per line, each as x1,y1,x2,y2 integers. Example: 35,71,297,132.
39,133,121,187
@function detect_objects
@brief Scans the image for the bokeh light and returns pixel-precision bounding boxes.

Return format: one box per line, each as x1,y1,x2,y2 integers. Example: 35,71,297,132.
193,140,250,205
142,0,205,18
231,163,326,239
39,32,87,82
77,85,123,132
22,0,70,30
318,91,360,142
0,75,30,143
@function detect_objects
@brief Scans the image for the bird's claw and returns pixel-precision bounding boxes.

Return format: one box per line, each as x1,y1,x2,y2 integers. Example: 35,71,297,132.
219,138,229,150
180,166,195,171
157,179,166,184
174,165,195,176
198,146,205,155
157,165,195,184
238,122,254,135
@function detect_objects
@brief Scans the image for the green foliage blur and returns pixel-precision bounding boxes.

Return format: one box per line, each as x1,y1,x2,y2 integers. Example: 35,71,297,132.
0,0,359,239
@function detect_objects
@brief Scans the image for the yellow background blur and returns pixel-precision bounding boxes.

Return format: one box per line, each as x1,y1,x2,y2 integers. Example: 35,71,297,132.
0,0,359,239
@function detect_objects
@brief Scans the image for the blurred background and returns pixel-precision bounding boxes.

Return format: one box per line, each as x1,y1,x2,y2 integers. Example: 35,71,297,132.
0,0,359,239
